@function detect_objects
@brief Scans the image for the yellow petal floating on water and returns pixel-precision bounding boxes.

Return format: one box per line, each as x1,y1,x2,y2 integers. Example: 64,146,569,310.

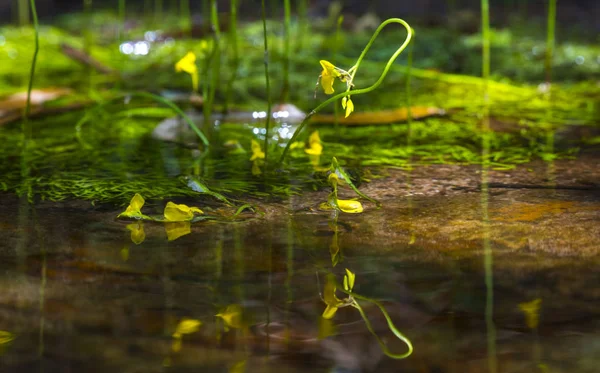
216,304,243,331
337,199,363,213
164,201,203,221
319,60,340,95
165,221,191,241
118,193,150,219
126,222,145,245
0,330,14,345
519,298,542,329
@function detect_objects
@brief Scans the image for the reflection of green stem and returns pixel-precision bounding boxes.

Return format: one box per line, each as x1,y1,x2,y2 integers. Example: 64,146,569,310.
480,2,496,372
281,0,291,102
75,92,209,147
545,0,557,83
338,288,413,359
37,210,46,357
223,0,239,114
279,18,413,165
261,0,273,167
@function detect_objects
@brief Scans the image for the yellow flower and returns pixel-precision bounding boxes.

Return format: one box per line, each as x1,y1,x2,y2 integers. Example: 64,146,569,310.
341,96,354,118
118,193,151,220
164,221,191,241
519,298,542,329
319,60,341,95
249,139,265,161
304,130,323,155
126,222,145,245
216,304,243,331
164,201,203,221
337,199,363,213
175,52,199,92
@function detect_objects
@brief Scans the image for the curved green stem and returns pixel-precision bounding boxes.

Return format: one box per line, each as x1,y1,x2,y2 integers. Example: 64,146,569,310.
75,92,209,148
278,18,413,165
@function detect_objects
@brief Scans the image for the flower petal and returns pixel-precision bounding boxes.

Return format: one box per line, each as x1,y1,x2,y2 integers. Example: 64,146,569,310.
164,201,194,221
337,199,363,213
118,193,150,219
250,139,265,161
126,222,146,245
174,318,202,336
344,97,354,118
322,305,338,319
344,268,356,291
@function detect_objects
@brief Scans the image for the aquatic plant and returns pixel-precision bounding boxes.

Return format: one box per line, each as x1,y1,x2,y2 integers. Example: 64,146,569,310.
260,0,273,166
319,157,379,213
320,269,413,359
279,18,413,165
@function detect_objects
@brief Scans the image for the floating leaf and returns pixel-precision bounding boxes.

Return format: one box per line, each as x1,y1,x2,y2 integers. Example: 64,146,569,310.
165,221,191,241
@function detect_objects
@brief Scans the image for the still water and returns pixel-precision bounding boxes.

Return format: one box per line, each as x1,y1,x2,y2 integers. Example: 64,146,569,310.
1,162,598,373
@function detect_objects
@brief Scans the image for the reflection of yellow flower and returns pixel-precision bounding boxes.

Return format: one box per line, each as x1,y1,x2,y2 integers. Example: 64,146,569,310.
322,274,343,319
319,60,341,95
172,318,202,352
519,298,542,329
126,222,145,245
164,202,203,221
0,330,14,345
165,221,191,241
175,52,199,92
118,193,151,219
216,304,243,331
341,96,354,118
343,268,355,292
249,139,265,161
304,130,323,155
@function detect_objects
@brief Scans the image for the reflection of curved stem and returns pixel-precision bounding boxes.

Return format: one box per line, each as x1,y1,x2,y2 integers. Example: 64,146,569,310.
75,92,209,148
342,290,413,359
278,18,413,165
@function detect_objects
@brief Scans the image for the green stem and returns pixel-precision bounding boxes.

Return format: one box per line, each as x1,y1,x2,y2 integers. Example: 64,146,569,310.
261,0,273,167
545,0,557,84
18,0,30,26
83,0,93,93
278,18,413,165
223,0,239,113
481,0,490,82
180,0,191,36
23,0,39,139
75,92,209,148
332,15,344,129
281,0,291,102
405,27,414,127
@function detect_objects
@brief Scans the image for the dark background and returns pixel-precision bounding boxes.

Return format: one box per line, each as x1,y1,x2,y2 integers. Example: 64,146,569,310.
1,0,599,34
